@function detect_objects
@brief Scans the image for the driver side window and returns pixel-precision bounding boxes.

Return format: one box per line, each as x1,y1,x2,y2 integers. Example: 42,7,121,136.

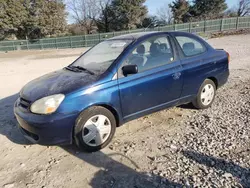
122,35,174,75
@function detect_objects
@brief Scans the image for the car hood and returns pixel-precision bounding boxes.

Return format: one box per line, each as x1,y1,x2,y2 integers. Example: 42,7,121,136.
20,69,99,102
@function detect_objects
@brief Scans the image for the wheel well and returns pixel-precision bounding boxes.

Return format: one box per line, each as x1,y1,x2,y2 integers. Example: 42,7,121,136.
98,104,120,127
207,77,218,89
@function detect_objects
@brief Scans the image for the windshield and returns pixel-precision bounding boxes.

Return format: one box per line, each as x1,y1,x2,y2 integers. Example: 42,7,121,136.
71,39,133,74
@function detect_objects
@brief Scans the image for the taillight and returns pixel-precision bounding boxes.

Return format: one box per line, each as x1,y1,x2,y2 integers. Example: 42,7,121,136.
226,52,230,63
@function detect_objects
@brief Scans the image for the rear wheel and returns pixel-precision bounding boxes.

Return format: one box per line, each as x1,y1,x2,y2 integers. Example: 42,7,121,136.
192,79,216,109
74,106,116,152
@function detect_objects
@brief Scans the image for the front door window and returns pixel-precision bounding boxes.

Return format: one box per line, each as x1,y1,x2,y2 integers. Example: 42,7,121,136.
120,35,174,76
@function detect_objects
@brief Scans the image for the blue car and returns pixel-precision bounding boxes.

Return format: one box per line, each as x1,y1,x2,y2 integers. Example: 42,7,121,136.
14,32,229,152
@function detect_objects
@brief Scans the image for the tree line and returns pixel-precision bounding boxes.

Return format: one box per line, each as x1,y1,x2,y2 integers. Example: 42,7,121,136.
0,0,67,40
1,0,250,40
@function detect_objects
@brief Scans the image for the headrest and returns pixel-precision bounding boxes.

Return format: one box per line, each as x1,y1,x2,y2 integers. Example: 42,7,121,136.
136,45,145,55
159,43,169,53
160,43,168,50
183,42,195,51
150,43,160,56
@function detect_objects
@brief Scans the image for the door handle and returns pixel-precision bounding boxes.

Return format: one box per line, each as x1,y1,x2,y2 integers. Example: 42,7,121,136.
172,72,181,80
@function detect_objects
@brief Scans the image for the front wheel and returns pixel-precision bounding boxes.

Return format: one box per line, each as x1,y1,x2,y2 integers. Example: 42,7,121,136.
192,79,216,109
74,106,116,152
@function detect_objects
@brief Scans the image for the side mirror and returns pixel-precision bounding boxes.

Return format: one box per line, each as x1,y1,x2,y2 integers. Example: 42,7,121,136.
122,65,138,77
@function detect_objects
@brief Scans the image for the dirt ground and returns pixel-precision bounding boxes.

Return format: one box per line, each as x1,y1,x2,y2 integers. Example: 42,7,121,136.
0,34,250,188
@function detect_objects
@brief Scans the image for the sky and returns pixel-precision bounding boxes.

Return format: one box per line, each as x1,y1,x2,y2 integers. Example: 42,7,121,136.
145,0,237,15
67,0,238,24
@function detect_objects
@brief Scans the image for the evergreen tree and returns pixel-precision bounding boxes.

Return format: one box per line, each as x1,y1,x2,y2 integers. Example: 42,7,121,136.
96,0,114,32
17,0,39,39
138,16,161,29
109,0,148,31
0,0,28,39
192,0,228,19
0,0,8,39
0,0,67,40
36,0,68,37
169,0,190,23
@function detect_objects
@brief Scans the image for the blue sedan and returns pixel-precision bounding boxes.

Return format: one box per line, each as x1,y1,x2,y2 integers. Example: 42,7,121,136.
14,31,229,152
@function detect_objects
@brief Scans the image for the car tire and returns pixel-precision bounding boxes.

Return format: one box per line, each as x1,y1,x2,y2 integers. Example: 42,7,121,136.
74,106,116,152
192,79,216,109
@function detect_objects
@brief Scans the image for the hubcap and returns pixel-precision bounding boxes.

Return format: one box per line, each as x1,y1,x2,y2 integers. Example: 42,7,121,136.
201,84,215,106
82,115,111,147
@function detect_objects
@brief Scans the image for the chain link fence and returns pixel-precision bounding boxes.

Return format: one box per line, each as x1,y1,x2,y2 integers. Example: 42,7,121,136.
1,17,250,52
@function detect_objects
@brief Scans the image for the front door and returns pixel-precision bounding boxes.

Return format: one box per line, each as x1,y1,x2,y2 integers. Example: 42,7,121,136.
118,35,183,121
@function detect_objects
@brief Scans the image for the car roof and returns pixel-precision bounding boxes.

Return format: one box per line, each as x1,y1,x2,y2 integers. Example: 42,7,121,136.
108,31,193,41
109,31,159,40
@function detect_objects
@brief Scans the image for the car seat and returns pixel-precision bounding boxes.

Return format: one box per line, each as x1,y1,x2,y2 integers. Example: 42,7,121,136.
136,45,147,66
150,43,160,57
128,45,147,71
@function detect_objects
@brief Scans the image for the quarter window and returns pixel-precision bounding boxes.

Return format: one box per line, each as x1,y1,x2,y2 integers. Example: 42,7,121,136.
123,36,174,74
176,36,206,57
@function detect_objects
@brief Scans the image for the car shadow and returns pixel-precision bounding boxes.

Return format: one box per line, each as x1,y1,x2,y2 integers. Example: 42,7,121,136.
178,103,197,110
182,150,250,188
63,145,183,188
0,93,31,145
0,94,183,187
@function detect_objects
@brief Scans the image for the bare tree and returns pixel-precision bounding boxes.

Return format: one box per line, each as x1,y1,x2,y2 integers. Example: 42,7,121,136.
237,0,250,16
66,0,101,34
157,3,173,24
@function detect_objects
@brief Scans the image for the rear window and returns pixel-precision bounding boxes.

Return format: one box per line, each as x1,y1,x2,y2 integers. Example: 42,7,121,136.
176,36,206,57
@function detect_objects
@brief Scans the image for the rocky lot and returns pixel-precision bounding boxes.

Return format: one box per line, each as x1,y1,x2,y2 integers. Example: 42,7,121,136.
0,34,249,188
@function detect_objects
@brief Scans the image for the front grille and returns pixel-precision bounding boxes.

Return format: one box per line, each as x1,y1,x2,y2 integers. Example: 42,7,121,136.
19,97,31,109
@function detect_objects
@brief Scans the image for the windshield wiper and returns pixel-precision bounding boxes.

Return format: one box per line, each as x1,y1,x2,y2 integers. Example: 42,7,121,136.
67,66,95,75
65,66,79,72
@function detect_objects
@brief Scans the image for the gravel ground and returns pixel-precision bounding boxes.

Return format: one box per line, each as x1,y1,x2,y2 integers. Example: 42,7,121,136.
0,34,249,188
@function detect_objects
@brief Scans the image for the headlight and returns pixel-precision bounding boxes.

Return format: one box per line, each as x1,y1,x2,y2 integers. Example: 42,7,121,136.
30,94,65,114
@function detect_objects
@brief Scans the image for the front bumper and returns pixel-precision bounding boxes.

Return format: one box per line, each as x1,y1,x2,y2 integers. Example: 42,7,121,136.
14,101,78,145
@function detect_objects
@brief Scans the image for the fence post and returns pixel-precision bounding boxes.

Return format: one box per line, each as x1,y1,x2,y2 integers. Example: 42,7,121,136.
12,41,15,51
220,18,224,31
84,35,87,47
113,32,115,37
40,40,43,50
236,17,239,30
189,22,191,33
69,36,72,48
174,24,176,31
55,38,58,49
204,20,206,33
26,40,29,50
